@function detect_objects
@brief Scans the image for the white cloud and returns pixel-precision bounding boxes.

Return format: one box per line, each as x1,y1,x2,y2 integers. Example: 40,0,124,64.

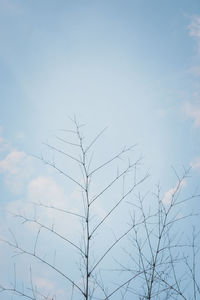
6,176,80,225
6,176,69,220
183,102,200,127
162,179,186,205
190,157,200,170
27,177,81,236
5,173,105,242
6,175,83,254
27,176,68,207
0,150,34,193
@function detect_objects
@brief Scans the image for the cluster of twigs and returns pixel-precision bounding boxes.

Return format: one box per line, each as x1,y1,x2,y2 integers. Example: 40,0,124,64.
0,118,199,300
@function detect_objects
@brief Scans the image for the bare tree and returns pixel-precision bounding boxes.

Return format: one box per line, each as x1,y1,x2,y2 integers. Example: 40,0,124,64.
0,119,199,300
118,170,200,299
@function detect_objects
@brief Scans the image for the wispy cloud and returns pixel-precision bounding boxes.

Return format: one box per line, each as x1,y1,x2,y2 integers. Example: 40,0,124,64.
7,175,81,231
27,176,68,207
183,17,200,127
189,16,200,55
7,176,69,215
183,101,200,127
162,179,186,205
190,157,200,170
0,150,34,193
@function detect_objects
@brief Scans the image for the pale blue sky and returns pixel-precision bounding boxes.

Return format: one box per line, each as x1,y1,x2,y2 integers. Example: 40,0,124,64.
0,1,200,167
0,1,200,299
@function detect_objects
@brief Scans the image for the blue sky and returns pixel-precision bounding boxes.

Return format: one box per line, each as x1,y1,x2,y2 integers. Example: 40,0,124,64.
0,1,200,299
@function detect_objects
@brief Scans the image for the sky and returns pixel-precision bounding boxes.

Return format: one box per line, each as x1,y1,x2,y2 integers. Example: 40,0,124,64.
0,1,200,300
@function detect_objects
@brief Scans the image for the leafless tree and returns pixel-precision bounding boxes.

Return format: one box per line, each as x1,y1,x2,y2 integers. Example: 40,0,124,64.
0,119,199,300
118,170,200,299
